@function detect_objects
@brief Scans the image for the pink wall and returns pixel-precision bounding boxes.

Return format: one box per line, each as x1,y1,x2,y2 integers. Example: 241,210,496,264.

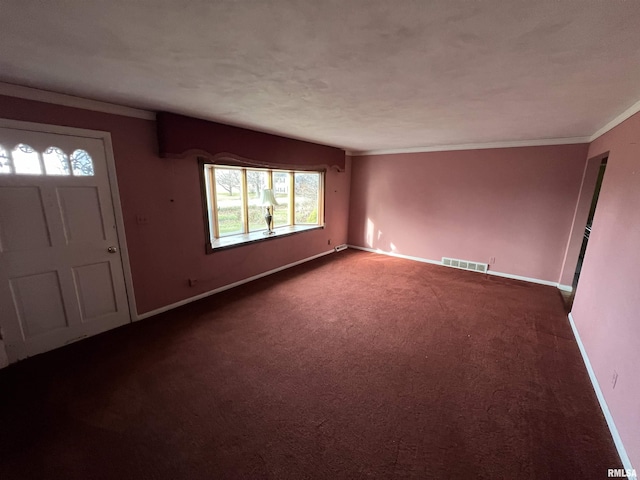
0,95,351,314
348,144,589,282
571,111,640,469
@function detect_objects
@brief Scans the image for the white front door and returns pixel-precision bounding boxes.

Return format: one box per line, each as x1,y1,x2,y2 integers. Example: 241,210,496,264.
0,124,131,362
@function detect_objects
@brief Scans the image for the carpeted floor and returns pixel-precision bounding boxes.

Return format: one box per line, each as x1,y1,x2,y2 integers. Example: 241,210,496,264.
0,250,620,479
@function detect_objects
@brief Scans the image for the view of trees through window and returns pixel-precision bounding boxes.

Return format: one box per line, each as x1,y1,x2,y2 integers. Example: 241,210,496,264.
247,170,269,232
294,173,320,224
273,171,290,228
214,168,243,236
206,165,322,238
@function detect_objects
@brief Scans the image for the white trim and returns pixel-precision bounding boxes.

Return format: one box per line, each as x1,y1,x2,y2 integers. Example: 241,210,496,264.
102,133,139,322
558,157,592,288
346,96,640,155
1,117,112,138
589,99,640,143
568,313,634,473
557,284,573,293
3,80,640,152
485,269,558,287
346,137,590,156
348,245,571,289
0,117,138,327
135,249,335,321
347,245,442,266
2,81,640,151
0,82,155,120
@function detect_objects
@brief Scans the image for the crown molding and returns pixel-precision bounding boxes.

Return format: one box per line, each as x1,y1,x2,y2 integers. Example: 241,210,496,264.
346,136,591,156
589,98,640,143
2,81,639,150
0,82,155,120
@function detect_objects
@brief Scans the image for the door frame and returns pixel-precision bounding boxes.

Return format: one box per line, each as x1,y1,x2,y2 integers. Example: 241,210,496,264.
0,118,137,326
558,150,610,292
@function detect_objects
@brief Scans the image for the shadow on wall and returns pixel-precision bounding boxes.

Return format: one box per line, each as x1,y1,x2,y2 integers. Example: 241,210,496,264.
365,217,398,253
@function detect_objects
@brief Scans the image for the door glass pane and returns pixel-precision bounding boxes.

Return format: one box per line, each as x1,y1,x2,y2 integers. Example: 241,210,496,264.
43,147,70,176
247,170,269,232
215,168,243,236
70,149,94,176
294,172,320,225
13,144,42,175
273,171,291,227
0,145,10,174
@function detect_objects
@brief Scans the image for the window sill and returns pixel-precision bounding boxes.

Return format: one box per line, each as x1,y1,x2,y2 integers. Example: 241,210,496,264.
208,225,324,253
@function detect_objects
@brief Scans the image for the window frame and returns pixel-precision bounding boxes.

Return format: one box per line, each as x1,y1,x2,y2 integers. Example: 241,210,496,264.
199,158,325,253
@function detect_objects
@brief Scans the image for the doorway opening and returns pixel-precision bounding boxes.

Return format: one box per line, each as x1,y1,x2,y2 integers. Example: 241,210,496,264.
572,156,608,291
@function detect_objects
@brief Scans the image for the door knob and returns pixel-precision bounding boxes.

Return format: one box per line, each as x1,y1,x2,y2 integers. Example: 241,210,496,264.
107,246,118,253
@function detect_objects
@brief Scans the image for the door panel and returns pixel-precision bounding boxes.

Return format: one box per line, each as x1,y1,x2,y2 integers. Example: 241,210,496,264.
0,186,51,251
0,125,130,362
10,271,68,338
57,186,106,244
73,262,118,321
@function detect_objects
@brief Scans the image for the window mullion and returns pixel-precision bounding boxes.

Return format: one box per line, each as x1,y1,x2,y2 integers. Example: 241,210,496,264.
37,151,46,175
241,168,249,234
7,150,15,174
289,171,295,225
210,167,220,239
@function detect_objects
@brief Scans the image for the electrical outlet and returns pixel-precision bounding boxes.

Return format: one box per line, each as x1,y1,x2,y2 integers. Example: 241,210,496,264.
328,239,331,245
135,214,149,225
612,371,618,389
188,278,198,287
490,256,496,264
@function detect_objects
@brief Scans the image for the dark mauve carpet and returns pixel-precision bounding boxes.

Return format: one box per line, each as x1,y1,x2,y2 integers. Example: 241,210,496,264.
0,250,620,479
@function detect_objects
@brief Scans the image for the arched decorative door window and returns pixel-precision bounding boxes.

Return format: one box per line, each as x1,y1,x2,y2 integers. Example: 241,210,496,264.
0,144,94,176
42,147,70,176
70,149,94,176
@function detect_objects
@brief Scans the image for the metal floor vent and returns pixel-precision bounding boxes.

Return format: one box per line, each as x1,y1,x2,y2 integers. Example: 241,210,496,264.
441,257,488,273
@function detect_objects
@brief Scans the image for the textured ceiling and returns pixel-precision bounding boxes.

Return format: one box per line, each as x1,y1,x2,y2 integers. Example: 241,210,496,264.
1,0,640,152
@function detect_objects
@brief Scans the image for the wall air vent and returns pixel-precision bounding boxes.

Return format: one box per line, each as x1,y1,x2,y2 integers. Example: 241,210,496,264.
441,257,488,274
335,244,348,252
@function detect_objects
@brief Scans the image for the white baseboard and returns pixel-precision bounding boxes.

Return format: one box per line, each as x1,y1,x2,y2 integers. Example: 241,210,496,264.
136,249,335,321
347,245,442,266
485,269,558,287
348,245,569,290
568,313,633,473
558,284,574,293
